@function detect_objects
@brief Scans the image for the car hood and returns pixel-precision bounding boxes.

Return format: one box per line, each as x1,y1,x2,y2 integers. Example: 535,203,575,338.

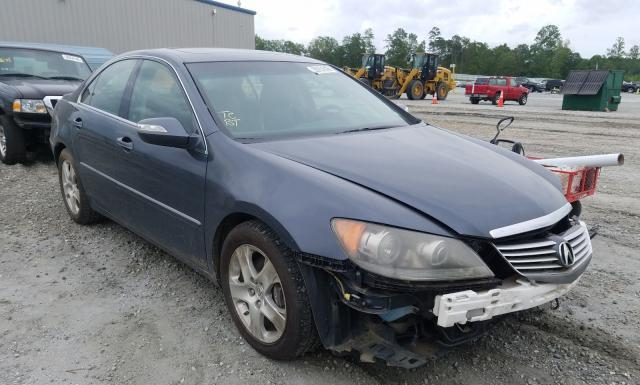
1,78,82,99
250,124,568,239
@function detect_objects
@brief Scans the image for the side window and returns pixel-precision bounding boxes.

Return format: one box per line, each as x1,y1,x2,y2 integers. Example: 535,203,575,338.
82,59,137,117
496,78,507,86
128,60,196,133
509,78,517,87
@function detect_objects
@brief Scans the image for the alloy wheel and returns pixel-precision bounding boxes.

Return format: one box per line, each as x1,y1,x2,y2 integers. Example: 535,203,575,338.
228,244,286,344
61,160,80,215
0,123,6,157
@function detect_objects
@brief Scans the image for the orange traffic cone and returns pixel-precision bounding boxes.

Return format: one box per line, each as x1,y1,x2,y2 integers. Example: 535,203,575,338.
497,91,504,108
431,93,438,105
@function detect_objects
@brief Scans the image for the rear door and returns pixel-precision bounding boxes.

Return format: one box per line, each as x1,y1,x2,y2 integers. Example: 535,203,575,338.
72,58,140,214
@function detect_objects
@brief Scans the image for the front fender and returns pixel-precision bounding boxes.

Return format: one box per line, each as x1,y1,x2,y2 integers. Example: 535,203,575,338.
203,133,453,278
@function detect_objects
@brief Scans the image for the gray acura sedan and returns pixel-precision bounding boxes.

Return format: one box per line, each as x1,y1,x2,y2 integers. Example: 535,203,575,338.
50,49,592,367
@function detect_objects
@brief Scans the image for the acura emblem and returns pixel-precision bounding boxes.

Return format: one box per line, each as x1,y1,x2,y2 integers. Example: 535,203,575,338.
557,242,575,267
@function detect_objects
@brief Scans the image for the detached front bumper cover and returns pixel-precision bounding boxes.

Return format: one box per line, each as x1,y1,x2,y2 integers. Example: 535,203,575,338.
433,278,579,327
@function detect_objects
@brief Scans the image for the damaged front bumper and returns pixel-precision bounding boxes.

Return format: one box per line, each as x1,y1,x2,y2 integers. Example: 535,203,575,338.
296,219,591,368
433,277,579,327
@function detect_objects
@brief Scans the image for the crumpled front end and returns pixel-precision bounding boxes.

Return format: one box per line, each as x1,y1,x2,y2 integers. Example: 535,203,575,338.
297,215,593,368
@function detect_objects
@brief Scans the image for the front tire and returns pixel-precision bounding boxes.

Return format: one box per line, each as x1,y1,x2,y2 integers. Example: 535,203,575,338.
436,82,448,100
470,97,480,104
0,116,26,165
57,149,102,224
220,220,318,360
407,80,424,100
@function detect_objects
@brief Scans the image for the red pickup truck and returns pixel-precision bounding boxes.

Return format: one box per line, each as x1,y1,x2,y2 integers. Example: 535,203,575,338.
465,76,529,105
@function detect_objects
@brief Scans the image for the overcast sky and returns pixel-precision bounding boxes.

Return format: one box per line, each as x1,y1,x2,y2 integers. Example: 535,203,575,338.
235,0,639,58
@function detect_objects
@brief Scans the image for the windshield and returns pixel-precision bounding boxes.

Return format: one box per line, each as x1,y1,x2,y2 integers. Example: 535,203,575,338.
0,48,91,80
187,61,414,140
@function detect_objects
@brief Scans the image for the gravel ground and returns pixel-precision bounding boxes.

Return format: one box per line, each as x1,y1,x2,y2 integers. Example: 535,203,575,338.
1,91,639,385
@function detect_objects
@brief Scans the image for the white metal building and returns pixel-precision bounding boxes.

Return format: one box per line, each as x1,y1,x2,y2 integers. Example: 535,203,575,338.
0,0,256,53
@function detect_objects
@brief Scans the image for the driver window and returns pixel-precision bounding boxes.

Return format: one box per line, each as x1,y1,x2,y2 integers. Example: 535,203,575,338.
128,60,196,133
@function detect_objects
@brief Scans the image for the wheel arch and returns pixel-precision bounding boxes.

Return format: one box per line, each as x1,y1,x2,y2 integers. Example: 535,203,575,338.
211,205,300,282
53,142,67,165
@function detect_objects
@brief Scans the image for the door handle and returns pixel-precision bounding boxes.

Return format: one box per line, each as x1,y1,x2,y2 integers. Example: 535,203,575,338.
116,136,134,151
73,117,83,128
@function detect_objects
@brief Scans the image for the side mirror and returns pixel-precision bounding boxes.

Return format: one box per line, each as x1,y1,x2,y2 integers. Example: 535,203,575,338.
136,117,195,149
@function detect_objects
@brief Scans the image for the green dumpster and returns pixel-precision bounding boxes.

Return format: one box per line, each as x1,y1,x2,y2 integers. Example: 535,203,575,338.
561,70,624,111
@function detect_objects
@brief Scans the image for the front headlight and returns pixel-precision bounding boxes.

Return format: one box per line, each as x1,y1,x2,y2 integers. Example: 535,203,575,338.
331,219,494,281
12,99,47,114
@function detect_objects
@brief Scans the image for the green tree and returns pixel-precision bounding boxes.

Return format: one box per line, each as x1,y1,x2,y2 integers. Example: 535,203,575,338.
607,37,626,58
530,25,563,76
307,36,341,64
341,33,368,67
428,27,444,54
385,28,425,67
363,28,376,54
512,44,532,75
255,35,305,55
549,43,580,78
533,25,562,51
259,27,640,81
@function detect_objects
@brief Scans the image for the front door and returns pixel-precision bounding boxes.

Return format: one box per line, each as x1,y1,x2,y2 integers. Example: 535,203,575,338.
115,59,207,264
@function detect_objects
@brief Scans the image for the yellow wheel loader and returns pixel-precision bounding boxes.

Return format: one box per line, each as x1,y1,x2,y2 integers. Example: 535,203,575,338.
343,53,455,100
343,54,401,97
397,53,456,100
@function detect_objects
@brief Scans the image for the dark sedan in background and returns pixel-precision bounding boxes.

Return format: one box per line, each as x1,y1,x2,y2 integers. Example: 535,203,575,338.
0,42,111,164
50,49,592,367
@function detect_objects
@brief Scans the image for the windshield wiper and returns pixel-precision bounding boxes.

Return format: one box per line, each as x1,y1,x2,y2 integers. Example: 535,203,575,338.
47,75,84,81
0,73,48,79
337,125,395,134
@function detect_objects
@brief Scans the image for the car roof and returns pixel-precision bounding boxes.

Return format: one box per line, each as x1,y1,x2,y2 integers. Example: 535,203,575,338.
117,48,324,65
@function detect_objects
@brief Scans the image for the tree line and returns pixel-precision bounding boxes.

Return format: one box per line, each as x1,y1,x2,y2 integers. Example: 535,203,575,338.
255,25,640,80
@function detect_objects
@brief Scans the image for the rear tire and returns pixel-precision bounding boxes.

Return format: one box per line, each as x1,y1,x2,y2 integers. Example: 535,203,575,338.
0,116,27,165
57,149,102,225
407,80,424,100
518,93,528,105
220,220,319,360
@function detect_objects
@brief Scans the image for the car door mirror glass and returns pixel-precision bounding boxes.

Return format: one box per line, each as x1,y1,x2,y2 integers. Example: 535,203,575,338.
137,117,193,149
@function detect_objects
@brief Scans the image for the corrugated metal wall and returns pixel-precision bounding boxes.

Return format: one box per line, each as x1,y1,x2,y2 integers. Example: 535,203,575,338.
0,0,255,53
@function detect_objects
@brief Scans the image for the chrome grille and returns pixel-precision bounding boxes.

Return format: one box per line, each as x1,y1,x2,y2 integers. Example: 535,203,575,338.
495,221,592,273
